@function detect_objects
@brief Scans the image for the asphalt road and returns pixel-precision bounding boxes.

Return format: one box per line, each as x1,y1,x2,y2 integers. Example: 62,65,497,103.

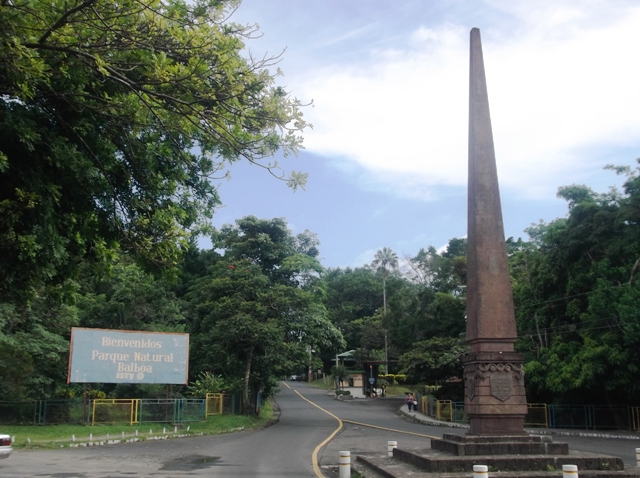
1,382,639,477
286,383,640,472
0,383,336,477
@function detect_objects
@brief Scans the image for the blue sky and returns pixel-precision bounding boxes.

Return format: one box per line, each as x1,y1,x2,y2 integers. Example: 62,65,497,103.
204,0,640,269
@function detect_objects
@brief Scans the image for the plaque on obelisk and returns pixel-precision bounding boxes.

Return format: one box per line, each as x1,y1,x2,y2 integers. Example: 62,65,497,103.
463,27,527,435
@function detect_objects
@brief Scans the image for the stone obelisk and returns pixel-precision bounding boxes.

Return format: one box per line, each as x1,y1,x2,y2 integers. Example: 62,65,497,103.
356,29,631,474
463,27,527,436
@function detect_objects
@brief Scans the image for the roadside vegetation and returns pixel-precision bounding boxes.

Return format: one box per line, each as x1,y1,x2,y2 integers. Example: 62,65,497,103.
5,402,274,450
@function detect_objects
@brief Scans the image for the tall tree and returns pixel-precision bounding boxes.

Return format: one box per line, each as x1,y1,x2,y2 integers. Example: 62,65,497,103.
186,217,343,414
371,247,399,371
0,0,308,303
323,267,382,349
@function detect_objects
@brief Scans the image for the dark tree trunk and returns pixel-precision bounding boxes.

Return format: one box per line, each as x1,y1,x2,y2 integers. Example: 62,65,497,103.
241,346,254,415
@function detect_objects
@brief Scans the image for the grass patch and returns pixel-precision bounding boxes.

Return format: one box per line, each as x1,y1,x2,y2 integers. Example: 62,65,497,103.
384,385,413,397
306,378,335,390
4,400,275,450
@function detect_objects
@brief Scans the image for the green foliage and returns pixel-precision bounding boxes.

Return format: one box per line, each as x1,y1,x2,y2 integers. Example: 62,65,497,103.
331,364,349,389
0,282,79,399
186,372,236,397
77,256,185,332
399,335,468,385
512,161,640,403
378,374,395,384
323,267,382,348
406,240,467,293
379,373,406,385
85,390,107,399
0,0,309,304
185,216,343,414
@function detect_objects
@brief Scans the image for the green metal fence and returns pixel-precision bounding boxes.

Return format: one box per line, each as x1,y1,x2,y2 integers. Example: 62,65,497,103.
35,399,91,425
548,404,632,430
0,401,41,425
139,399,205,424
421,401,634,430
0,398,206,426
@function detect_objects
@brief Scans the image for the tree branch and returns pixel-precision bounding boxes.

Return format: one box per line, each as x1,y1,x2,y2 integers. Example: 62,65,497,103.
38,0,99,44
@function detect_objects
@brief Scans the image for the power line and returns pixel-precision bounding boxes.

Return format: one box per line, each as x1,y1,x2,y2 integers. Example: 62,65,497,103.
514,280,640,311
517,312,640,338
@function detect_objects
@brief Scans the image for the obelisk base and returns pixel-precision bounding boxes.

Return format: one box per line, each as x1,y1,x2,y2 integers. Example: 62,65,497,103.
432,433,568,456
463,351,528,436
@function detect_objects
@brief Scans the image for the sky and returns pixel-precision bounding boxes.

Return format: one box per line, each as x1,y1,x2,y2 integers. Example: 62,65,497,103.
203,0,640,269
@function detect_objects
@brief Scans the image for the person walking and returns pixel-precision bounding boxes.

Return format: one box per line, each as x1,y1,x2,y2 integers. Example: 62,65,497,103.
406,393,415,411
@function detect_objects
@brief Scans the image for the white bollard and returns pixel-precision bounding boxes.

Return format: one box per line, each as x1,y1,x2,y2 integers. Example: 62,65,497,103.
72,435,75,442
636,448,640,467
473,464,488,478
89,433,92,441
149,429,153,435
563,464,578,478
121,431,125,439
388,440,398,457
135,430,138,436
174,426,177,434
163,427,166,434
339,451,351,478
187,426,190,431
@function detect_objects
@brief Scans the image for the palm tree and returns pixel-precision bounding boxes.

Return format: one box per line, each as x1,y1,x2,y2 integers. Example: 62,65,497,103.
371,247,399,373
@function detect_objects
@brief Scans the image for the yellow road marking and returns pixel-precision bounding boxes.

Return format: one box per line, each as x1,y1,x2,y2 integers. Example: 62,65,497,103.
291,390,438,477
294,390,343,478
342,419,439,439
280,381,291,389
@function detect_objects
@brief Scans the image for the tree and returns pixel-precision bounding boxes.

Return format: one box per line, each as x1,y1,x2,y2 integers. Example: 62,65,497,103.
511,163,640,403
322,267,382,349
0,285,79,399
371,247,399,372
371,247,399,315
0,0,309,303
406,240,467,294
186,217,343,414
331,364,348,390
398,335,468,400
77,256,185,332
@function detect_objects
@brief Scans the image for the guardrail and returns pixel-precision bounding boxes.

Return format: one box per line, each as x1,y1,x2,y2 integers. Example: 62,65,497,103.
420,400,637,430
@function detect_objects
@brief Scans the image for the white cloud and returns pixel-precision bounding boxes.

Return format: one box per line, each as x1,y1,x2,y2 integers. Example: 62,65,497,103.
351,248,376,268
294,2,640,201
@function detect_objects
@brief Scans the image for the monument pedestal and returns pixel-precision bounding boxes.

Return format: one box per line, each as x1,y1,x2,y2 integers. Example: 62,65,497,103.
432,433,568,456
463,351,528,436
356,433,633,476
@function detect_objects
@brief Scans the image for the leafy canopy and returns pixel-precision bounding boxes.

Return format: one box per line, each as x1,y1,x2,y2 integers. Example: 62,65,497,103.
0,0,309,300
